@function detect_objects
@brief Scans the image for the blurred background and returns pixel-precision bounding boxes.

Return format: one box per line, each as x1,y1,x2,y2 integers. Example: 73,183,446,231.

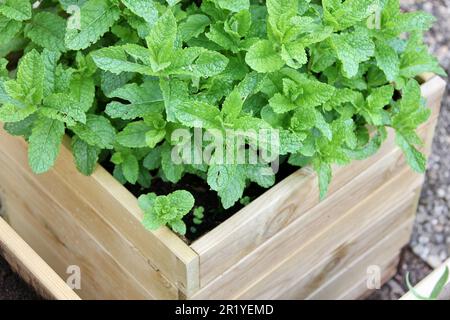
0,0,449,300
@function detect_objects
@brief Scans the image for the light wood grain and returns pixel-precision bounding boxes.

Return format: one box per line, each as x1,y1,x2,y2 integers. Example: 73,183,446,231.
0,76,444,300
0,126,200,298
0,150,161,299
234,183,417,299
0,217,80,300
307,219,414,299
0,135,182,299
190,142,423,299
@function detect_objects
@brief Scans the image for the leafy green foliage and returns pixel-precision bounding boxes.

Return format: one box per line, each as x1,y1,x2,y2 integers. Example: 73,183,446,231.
0,0,445,235
138,190,195,235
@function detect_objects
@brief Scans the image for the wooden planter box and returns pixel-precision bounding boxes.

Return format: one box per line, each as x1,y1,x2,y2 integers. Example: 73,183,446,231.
0,76,446,300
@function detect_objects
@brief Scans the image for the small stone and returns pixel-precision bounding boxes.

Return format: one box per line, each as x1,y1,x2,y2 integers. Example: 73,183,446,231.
437,188,446,198
434,233,445,244
427,255,443,269
419,235,430,244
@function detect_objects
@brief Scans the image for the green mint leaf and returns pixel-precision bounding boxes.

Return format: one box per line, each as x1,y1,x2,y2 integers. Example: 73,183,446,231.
161,143,184,183
330,28,375,78
106,81,164,120
179,14,211,42
324,0,378,31
399,33,446,78
169,220,187,235
69,74,95,112
70,114,116,149
91,46,153,75
216,0,250,13
395,133,427,173
117,121,152,148
65,0,121,50
314,159,332,201
42,49,61,97
40,93,86,126
139,190,194,234
0,14,22,44
189,50,229,78
145,9,177,71
281,42,307,69
0,0,31,22
173,100,222,129
166,0,181,6
122,153,139,184
71,135,100,176
206,23,240,53
25,12,67,52
375,39,400,81
28,116,65,174
143,146,162,170
16,49,45,105
384,9,435,36
160,78,189,122
3,114,36,138
222,89,243,121
207,164,246,209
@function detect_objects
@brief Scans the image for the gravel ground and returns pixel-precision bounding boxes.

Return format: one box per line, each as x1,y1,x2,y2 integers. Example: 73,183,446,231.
368,0,450,300
367,248,433,300
0,0,448,301
404,0,450,269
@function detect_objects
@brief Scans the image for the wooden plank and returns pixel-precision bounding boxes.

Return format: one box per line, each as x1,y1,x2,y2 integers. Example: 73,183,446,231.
338,255,400,300
0,217,81,300
191,77,445,288
0,147,179,299
234,181,418,299
0,128,199,297
192,138,432,298
307,220,413,299
0,151,160,299
190,123,427,299
0,76,443,299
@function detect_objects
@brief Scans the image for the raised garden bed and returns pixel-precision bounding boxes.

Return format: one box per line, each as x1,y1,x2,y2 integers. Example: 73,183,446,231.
0,0,448,300
0,75,445,299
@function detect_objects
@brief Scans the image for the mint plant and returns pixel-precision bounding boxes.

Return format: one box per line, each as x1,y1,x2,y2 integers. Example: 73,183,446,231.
138,190,195,235
0,0,445,235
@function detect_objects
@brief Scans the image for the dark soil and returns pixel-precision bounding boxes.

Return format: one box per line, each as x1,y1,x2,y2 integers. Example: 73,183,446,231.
113,161,298,243
0,255,40,300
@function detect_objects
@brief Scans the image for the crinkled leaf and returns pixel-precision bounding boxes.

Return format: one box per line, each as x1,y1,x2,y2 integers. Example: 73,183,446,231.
0,0,31,21
71,135,100,175
65,0,121,50
122,0,158,25
28,116,65,174
25,12,66,52
70,114,116,149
